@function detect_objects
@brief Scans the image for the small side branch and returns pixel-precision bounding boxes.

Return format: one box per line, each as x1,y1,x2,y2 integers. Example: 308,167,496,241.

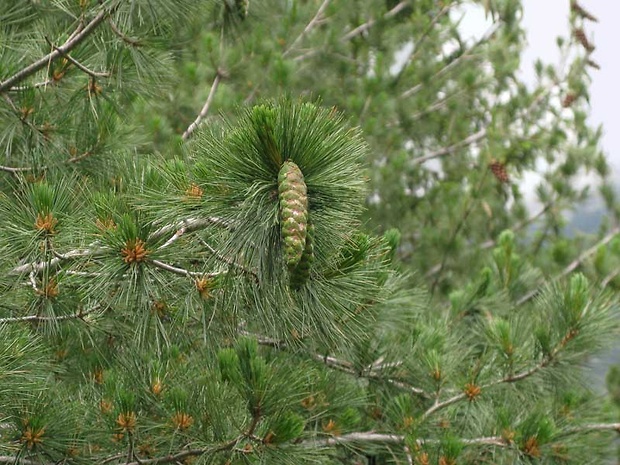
412,128,487,165
283,0,331,57
304,432,507,448
0,7,111,93
341,1,410,42
150,217,233,244
8,79,54,91
399,23,500,100
559,422,620,437
9,218,231,276
149,259,220,278
108,19,142,46
10,248,101,275
45,37,110,78
0,165,34,173
421,330,582,421
516,225,620,305
244,330,429,398
182,71,224,140
0,305,100,324
199,238,258,281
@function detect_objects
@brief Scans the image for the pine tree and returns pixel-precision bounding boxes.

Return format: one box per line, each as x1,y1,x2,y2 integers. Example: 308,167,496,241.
1,1,619,464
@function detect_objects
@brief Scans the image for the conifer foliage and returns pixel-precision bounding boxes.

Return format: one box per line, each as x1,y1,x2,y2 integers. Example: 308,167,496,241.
1,1,620,464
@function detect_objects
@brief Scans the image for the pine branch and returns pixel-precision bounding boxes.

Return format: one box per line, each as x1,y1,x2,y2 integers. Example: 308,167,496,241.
2,93,48,141
408,88,468,122
601,269,620,288
67,149,94,163
391,3,452,86
399,23,501,99
149,259,221,278
105,436,241,465
199,238,259,281
413,201,554,269
309,432,508,448
44,37,110,78
283,0,331,57
412,128,487,165
3,424,619,465
340,1,410,42
559,422,620,436
429,170,489,293
479,202,554,250
516,225,620,305
150,217,233,244
421,327,589,421
0,6,113,93
0,305,101,324
245,331,429,398
0,165,34,173
9,218,232,276
108,18,142,47
408,49,557,167
8,79,54,91
182,70,225,140
10,248,104,275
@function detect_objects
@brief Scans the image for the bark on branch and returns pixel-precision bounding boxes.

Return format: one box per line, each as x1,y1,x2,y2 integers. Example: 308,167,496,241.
0,7,112,93
182,71,224,140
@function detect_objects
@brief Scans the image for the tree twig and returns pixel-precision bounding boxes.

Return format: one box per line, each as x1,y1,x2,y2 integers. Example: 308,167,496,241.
150,217,233,244
182,70,224,140
340,1,410,42
244,330,429,398
429,170,489,293
8,79,55,91
10,218,231,276
108,18,142,46
199,238,259,281
303,431,508,448
149,259,221,278
421,326,588,421
0,165,34,173
45,37,110,78
516,225,620,305
0,305,100,324
283,0,331,57
0,6,112,93
412,128,487,165
558,422,620,437
399,23,500,100
391,3,453,86
10,248,103,275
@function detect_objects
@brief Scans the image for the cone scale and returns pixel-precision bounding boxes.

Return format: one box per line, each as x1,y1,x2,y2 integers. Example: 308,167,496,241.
290,221,315,288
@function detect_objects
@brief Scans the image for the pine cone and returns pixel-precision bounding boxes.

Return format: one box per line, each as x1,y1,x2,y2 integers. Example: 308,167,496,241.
573,28,595,53
278,161,308,267
571,1,598,22
562,92,578,108
489,160,509,183
290,221,315,289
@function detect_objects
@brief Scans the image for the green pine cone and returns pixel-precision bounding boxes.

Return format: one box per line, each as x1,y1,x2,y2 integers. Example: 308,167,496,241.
278,161,308,267
290,221,315,289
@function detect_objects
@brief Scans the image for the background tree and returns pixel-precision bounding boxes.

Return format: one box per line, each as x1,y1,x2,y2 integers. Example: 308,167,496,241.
1,1,619,464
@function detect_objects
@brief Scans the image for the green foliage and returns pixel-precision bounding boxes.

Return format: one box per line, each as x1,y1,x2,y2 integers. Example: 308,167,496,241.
0,1,619,464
